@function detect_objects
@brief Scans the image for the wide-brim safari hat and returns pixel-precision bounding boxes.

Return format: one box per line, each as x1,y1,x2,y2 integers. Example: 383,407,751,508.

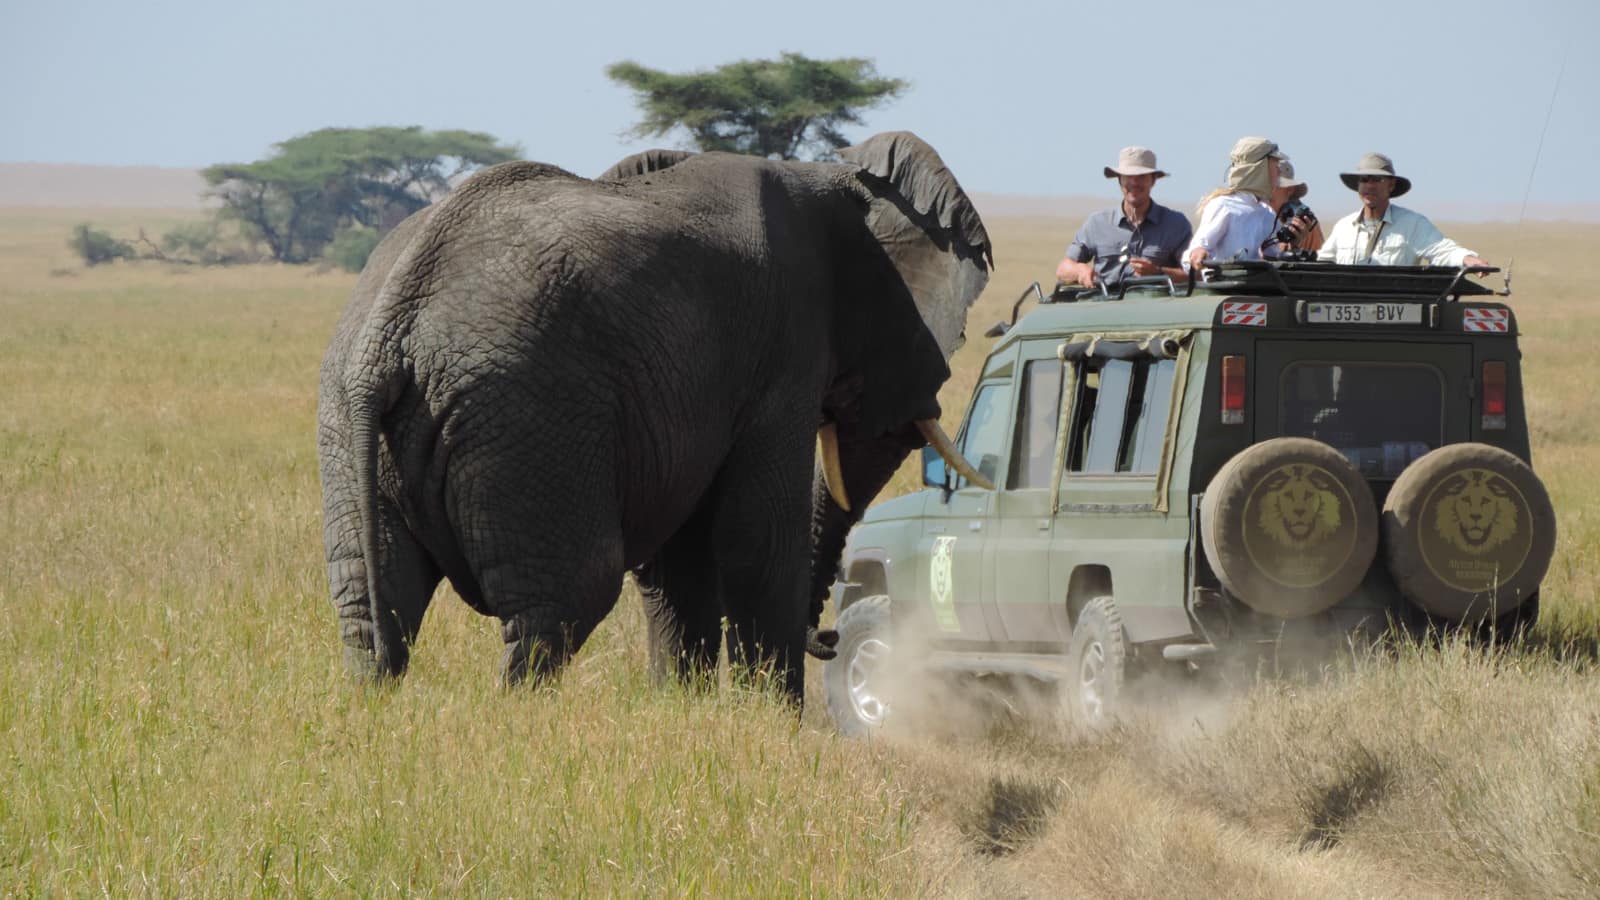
1230,136,1286,165
1277,159,1308,200
1340,152,1412,197
1104,146,1167,179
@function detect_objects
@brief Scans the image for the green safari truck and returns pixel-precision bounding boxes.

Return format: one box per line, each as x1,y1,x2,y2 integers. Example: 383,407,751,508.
824,262,1555,736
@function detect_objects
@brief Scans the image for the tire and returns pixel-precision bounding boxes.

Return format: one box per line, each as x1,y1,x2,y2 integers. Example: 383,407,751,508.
1200,437,1378,619
1063,596,1126,728
1382,443,1555,623
824,596,894,739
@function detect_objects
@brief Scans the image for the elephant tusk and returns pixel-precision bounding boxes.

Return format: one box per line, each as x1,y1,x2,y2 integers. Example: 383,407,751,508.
916,419,995,491
817,423,851,512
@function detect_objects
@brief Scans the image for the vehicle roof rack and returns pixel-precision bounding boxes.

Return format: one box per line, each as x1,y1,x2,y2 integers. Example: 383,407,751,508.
1198,260,1501,303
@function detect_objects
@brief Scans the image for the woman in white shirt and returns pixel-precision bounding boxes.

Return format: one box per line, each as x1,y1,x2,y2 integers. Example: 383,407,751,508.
1185,137,1286,272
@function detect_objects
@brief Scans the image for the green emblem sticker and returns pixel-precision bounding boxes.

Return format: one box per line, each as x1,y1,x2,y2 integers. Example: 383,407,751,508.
929,535,959,632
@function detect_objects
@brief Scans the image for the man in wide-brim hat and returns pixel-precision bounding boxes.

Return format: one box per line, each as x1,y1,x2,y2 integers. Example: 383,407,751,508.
1318,152,1489,269
1056,146,1193,292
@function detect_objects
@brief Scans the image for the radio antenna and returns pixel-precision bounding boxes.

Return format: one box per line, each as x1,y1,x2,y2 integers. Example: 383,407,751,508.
1506,45,1569,295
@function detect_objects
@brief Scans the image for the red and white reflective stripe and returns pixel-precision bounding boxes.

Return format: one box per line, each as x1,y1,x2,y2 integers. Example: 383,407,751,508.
1462,308,1510,332
1221,301,1268,327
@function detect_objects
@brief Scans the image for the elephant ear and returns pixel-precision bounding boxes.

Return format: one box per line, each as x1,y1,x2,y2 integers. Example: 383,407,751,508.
596,149,696,182
833,132,993,435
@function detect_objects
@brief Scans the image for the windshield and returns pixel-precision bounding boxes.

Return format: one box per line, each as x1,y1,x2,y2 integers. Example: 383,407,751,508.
1279,362,1443,479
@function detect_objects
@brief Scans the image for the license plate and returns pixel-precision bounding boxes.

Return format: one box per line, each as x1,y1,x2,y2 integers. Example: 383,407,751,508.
1306,302,1421,325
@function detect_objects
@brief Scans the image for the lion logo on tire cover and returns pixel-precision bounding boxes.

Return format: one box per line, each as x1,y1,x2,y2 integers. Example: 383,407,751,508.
1242,463,1358,588
1432,469,1518,554
1258,464,1342,546
1419,467,1534,593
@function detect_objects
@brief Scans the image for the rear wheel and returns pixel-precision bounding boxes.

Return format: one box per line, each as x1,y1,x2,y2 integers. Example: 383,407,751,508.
1063,596,1127,729
824,596,894,738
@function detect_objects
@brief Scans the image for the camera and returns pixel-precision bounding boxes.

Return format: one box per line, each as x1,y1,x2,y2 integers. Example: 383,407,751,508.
1272,199,1316,246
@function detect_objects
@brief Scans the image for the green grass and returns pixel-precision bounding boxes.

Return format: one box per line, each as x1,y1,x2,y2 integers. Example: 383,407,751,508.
1,208,1597,896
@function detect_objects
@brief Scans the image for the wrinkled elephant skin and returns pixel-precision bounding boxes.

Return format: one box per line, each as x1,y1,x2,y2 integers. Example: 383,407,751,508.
317,132,991,701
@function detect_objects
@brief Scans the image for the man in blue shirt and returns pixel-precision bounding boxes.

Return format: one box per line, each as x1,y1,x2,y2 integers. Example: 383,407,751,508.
1056,146,1194,290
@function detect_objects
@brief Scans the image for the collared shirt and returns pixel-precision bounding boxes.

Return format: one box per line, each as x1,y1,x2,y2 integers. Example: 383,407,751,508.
1318,204,1476,266
1065,201,1193,285
1185,192,1280,267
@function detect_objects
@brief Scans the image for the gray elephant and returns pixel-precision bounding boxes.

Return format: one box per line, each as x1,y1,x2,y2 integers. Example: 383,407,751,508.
317,131,991,701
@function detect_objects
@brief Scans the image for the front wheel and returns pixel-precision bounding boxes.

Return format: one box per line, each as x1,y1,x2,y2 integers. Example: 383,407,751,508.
824,596,894,738
1063,596,1127,729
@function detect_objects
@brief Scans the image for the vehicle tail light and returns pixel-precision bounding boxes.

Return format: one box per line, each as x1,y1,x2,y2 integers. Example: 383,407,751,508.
1221,355,1245,425
1482,361,1507,430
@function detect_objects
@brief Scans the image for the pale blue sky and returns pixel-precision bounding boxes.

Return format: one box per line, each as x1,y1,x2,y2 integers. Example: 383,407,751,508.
5,0,1595,216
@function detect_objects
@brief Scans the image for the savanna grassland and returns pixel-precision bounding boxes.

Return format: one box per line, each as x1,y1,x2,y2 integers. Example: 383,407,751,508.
2,207,1598,897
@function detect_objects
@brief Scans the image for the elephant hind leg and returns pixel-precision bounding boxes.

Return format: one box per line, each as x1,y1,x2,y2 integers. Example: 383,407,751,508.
492,551,624,687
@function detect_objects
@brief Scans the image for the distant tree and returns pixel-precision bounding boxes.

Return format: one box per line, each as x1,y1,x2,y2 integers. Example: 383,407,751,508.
68,223,134,266
606,53,907,161
323,224,383,273
202,127,520,263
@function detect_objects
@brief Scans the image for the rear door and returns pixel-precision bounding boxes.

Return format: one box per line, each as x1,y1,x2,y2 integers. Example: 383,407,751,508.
1256,339,1473,486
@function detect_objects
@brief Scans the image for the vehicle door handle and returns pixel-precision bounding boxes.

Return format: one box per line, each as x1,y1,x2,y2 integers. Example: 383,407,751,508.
1037,519,1050,531
968,520,983,532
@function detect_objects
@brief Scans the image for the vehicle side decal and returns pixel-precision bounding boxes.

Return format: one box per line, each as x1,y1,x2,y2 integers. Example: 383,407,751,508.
929,535,960,632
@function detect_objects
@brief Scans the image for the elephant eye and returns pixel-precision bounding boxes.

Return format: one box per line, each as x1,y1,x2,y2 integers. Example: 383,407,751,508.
953,331,967,351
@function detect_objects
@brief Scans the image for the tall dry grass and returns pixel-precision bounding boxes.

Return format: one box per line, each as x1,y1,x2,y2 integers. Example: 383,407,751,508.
1,207,1597,896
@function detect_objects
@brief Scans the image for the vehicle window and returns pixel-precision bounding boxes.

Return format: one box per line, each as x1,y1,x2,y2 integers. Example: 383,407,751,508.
1280,362,1443,478
1008,359,1063,489
1068,358,1175,476
1084,361,1132,471
958,382,1013,489
1126,359,1177,474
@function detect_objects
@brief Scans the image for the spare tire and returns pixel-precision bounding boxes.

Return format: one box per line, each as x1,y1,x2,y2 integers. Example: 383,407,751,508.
1200,438,1378,618
1382,443,1554,623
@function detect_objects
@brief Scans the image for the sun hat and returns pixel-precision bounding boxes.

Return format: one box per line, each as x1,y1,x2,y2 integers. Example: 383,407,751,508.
1220,136,1284,201
1104,146,1167,179
1340,152,1411,197
1277,159,1308,200
1230,136,1286,165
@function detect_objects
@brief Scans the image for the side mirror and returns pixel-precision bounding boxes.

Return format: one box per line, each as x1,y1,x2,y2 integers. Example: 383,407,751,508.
921,445,949,495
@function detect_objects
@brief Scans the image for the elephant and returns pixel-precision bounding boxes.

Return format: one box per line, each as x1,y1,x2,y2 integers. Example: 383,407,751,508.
317,131,992,701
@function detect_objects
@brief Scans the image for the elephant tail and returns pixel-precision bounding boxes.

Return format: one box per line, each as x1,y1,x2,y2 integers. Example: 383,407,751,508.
345,317,410,674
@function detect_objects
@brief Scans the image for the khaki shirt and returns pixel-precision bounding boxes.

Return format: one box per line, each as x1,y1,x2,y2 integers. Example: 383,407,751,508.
1318,204,1475,266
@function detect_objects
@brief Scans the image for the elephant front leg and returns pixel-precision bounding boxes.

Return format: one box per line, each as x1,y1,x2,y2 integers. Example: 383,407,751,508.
710,433,815,704
635,545,723,688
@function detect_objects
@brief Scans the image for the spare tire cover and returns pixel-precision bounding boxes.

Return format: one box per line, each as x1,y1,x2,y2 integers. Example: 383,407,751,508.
1382,443,1555,623
1200,438,1378,618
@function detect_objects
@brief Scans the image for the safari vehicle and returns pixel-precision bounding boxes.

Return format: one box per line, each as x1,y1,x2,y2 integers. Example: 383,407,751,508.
823,262,1556,736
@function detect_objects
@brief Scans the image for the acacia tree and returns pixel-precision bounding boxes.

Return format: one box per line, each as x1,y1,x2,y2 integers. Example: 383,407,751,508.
202,127,520,263
606,53,907,161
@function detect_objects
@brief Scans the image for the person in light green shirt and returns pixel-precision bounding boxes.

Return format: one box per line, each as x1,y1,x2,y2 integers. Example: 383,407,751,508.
1318,152,1490,269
